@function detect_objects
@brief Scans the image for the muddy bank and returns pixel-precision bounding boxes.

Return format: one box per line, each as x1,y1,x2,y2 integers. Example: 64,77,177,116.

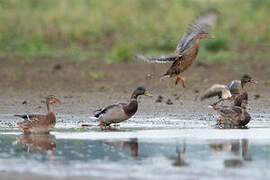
0,172,95,180
0,58,269,92
0,58,269,116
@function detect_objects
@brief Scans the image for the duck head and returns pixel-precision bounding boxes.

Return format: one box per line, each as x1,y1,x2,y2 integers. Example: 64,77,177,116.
241,74,257,87
46,95,63,105
131,86,152,99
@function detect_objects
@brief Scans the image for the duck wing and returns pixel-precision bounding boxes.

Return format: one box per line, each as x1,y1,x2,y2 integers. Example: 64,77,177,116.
176,10,218,54
227,80,241,97
134,53,180,63
15,114,45,121
15,114,47,129
94,103,127,118
200,84,232,101
218,106,242,115
94,102,131,125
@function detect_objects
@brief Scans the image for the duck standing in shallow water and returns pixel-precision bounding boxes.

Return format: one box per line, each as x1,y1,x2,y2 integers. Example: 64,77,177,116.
135,10,218,88
15,95,63,134
209,102,251,127
200,74,257,106
94,87,151,130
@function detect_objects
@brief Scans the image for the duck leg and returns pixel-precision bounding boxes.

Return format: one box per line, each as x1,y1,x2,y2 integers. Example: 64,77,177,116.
99,120,104,131
175,75,186,88
113,123,120,127
217,119,223,125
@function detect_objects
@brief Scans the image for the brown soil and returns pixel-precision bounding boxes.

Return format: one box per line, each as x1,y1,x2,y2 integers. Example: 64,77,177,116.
0,58,269,115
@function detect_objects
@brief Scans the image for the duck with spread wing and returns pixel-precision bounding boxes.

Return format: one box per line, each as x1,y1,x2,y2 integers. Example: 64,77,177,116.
135,10,218,88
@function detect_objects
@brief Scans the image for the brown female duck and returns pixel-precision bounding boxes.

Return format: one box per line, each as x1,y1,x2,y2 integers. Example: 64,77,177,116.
135,10,218,88
15,95,63,134
209,102,251,127
200,74,257,106
94,87,151,130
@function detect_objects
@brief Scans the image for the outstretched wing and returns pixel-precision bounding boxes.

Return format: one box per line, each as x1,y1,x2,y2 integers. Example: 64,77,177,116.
200,84,232,101
176,10,218,54
134,54,180,64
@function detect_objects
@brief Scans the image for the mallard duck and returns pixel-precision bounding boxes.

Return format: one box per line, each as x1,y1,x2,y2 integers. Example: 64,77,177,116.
135,10,218,88
15,95,63,134
200,74,257,106
209,102,251,126
94,87,151,130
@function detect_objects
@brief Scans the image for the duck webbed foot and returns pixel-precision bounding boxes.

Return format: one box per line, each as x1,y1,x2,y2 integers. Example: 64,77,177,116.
217,119,223,125
113,123,120,127
175,75,186,88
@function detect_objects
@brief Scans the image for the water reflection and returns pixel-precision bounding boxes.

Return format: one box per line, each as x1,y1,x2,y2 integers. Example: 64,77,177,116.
209,139,251,168
172,143,188,167
14,134,56,153
104,138,138,157
0,134,269,179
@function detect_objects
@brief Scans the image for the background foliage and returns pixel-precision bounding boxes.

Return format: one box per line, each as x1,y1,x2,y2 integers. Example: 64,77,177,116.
0,0,269,62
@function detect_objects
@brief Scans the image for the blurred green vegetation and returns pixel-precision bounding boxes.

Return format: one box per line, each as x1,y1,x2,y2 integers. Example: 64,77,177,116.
0,0,269,62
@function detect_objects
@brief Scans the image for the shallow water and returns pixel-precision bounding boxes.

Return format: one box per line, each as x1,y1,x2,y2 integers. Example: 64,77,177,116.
1,113,270,180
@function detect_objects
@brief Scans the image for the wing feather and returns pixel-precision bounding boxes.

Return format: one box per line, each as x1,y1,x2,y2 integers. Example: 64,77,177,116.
94,103,127,118
217,105,241,115
227,80,241,97
134,54,180,64
15,114,47,129
176,10,218,54
200,84,232,101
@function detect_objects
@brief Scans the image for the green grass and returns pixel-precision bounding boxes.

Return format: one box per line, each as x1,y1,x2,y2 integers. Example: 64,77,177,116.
0,0,269,62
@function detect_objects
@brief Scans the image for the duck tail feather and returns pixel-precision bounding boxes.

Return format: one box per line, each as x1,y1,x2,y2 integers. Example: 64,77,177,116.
14,114,25,118
90,116,99,121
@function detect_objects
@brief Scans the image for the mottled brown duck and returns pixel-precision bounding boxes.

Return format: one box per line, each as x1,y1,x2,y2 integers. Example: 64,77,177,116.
200,74,257,106
209,102,251,127
94,87,151,130
15,95,63,134
135,10,218,88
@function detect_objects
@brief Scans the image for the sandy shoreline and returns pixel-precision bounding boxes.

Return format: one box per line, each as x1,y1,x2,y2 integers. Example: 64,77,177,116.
0,172,103,180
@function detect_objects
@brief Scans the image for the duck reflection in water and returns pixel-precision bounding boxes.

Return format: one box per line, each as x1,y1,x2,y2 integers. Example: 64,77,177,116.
104,138,138,158
171,143,188,167
14,134,56,153
209,139,251,168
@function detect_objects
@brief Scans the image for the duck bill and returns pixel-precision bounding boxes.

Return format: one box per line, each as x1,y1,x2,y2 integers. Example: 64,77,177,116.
144,91,153,97
250,79,258,84
55,98,64,104
208,34,215,39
